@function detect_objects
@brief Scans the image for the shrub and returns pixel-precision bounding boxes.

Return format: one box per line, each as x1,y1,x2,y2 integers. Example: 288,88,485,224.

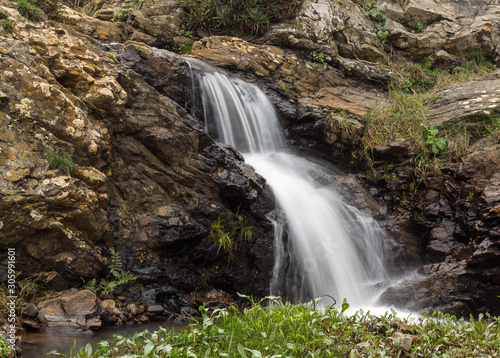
44,149,75,175
16,0,45,21
176,0,302,36
111,11,127,22
1,19,13,32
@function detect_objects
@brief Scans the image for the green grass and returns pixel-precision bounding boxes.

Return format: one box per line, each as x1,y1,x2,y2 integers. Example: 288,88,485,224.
210,209,252,258
47,296,500,357
44,149,76,175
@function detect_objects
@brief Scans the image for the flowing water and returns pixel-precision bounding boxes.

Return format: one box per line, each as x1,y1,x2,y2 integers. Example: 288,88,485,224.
187,58,388,308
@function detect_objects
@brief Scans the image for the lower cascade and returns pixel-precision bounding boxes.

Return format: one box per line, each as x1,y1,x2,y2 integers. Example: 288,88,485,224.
188,58,388,308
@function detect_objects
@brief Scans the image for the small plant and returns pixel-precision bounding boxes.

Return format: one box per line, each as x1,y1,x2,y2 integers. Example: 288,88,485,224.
422,123,448,155
413,22,426,33
310,51,325,65
0,334,11,357
16,0,45,21
1,19,14,32
107,51,117,62
210,209,252,258
44,149,76,176
364,5,386,22
466,191,474,202
111,11,127,22
375,23,389,40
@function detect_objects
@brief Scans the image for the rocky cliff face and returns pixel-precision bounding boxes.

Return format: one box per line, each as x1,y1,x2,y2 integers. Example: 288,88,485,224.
0,0,499,320
0,2,274,316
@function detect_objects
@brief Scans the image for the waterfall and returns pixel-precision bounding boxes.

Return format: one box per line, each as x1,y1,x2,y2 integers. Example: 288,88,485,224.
187,58,387,307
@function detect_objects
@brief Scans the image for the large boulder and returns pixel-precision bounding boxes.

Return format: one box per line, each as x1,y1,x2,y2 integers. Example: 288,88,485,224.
383,0,500,64
258,0,385,62
37,289,101,333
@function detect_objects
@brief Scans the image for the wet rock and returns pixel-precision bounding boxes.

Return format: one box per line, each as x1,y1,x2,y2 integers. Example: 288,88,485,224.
24,304,39,319
126,303,144,316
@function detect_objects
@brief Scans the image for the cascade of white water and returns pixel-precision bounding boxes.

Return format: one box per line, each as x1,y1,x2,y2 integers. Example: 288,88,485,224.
188,58,387,307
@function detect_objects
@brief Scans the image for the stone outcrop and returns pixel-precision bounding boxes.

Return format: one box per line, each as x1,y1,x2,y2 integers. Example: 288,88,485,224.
383,0,500,64
258,0,385,62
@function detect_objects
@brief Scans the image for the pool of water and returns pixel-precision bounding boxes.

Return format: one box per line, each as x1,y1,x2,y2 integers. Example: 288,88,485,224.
20,322,186,357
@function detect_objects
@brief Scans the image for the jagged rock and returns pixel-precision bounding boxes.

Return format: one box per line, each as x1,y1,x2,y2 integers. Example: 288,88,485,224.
259,0,385,62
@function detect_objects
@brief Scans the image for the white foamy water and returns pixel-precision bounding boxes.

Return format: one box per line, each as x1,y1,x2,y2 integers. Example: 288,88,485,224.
188,57,388,308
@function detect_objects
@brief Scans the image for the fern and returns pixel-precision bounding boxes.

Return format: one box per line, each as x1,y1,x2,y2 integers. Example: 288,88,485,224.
108,247,123,279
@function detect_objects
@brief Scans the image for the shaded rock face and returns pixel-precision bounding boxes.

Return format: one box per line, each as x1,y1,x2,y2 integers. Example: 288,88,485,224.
0,6,274,302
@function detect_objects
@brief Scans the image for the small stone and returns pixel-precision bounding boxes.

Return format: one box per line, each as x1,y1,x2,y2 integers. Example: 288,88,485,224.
354,341,372,350
393,332,413,352
147,304,164,314
101,299,116,310
24,303,39,319
127,303,144,316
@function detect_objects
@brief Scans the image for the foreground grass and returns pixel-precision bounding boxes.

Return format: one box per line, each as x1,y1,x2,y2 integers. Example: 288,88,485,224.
48,296,500,358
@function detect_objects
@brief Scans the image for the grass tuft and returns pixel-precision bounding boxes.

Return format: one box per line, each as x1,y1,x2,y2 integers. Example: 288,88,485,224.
44,149,76,176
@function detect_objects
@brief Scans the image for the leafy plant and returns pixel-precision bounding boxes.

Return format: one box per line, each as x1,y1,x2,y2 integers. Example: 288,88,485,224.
375,23,389,40
364,4,386,22
1,19,13,32
45,149,76,176
413,22,426,33
310,51,325,65
16,0,45,21
111,11,127,22
0,334,10,358
422,123,448,155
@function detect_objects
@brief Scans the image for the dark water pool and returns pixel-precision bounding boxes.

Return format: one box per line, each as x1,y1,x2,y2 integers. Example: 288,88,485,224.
20,322,185,357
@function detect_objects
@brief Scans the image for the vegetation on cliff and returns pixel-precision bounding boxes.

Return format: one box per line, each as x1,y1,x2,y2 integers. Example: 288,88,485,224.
48,296,500,357
362,50,499,177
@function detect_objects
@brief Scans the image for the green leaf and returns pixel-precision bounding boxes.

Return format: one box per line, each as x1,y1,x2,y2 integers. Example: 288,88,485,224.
238,343,248,358
436,137,447,151
144,341,155,356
